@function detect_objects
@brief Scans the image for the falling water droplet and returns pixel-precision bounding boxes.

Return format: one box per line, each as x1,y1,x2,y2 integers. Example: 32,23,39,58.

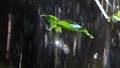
63,47,70,55
55,40,62,48
58,7,61,13
93,52,98,59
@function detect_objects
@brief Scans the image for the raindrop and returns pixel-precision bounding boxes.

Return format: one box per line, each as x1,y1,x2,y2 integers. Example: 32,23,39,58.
117,5,119,9
63,47,70,55
58,7,61,13
55,40,62,48
44,34,48,48
93,52,98,59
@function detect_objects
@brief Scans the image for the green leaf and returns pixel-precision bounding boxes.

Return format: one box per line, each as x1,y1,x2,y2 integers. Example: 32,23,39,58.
62,20,92,37
111,15,120,22
40,14,60,26
57,20,94,38
116,10,120,18
57,20,77,31
111,15,117,22
41,14,94,39
63,20,77,24
88,34,95,39
77,27,94,39
48,25,61,33
63,20,82,28
55,26,61,33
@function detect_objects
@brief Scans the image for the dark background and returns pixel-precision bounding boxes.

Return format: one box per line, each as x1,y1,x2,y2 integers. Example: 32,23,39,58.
0,0,120,68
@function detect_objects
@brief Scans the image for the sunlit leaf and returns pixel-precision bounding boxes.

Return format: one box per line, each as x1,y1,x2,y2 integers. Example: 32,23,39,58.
57,20,94,38
40,14,60,26
63,20,82,28
55,26,61,33
41,14,94,38
116,10,120,18
58,20,87,33
57,20,77,31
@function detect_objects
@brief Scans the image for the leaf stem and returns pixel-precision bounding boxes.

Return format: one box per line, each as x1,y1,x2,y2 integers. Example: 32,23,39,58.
48,25,57,31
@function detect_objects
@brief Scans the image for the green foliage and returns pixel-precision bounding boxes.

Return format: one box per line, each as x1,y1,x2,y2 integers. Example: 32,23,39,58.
40,14,94,39
40,14,59,26
115,11,120,18
111,15,118,22
111,10,120,22
57,20,78,31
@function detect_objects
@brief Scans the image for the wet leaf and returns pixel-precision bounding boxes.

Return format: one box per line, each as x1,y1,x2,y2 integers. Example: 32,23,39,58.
57,20,76,31
63,20,76,24
55,26,61,33
63,20,82,28
41,14,94,38
111,15,120,22
58,20,94,38
111,15,117,22
40,14,60,26
77,28,95,39
70,24,82,29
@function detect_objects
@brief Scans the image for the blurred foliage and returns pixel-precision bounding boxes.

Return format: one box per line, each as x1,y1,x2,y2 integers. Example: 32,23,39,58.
111,10,120,22
40,14,94,39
